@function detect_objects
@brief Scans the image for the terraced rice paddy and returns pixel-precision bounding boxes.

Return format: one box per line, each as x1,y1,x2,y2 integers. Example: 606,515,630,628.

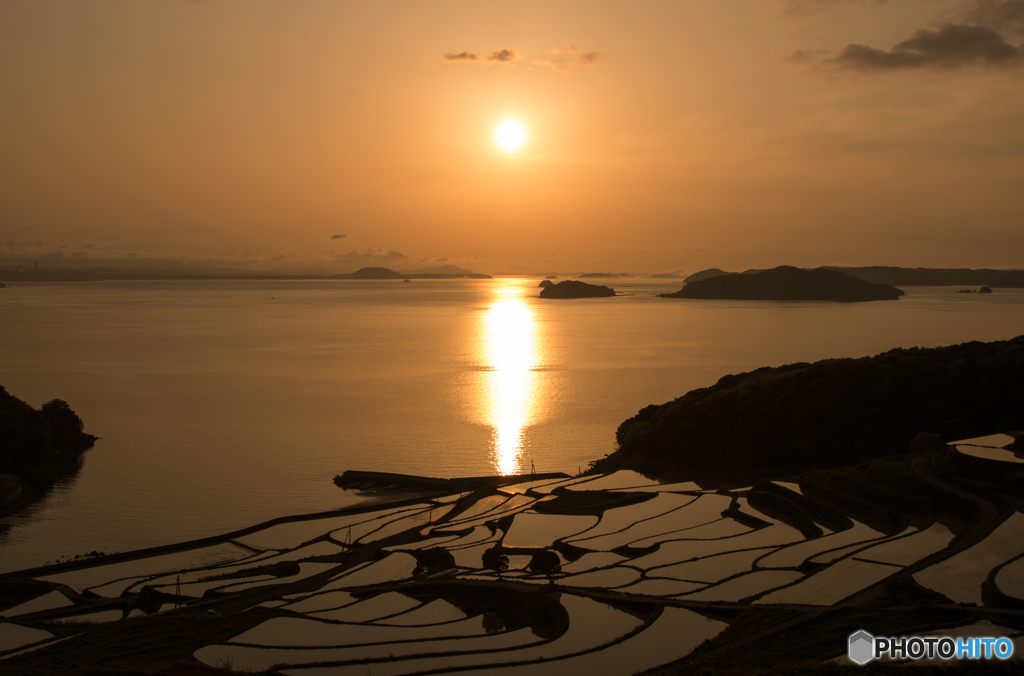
915,512,1024,604
953,434,1024,464
856,523,955,566
0,624,52,653
0,591,73,618
995,557,1024,600
37,543,250,593
755,558,898,605
758,520,887,569
3,459,1023,674
682,570,804,602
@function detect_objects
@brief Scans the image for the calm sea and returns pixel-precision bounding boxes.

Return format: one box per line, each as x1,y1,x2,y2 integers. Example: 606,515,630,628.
1,278,1022,572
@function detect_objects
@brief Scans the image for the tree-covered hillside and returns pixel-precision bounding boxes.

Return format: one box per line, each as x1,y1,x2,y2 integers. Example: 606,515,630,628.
0,386,95,472
595,337,1024,480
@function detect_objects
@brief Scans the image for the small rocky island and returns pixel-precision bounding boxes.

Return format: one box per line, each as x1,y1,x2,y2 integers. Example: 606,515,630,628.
539,280,616,299
659,265,903,302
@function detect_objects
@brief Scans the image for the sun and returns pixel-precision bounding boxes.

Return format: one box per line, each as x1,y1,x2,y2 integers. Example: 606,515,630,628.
495,120,527,153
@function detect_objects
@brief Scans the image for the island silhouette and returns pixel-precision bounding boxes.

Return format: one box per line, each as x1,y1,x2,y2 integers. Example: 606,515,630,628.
332,266,491,280
660,266,903,302
682,265,1024,288
539,280,616,298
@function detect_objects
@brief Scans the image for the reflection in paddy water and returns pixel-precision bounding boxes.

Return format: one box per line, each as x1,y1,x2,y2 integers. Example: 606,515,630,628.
480,283,540,475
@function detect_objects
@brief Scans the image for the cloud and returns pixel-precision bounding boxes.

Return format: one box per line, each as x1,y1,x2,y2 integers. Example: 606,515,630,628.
532,45,604,74
331,234,347,239
958,0,1024,37
487,48,521,63
443,51,477,62
443,48,522,65
799,23,1020,72
336,248,408,267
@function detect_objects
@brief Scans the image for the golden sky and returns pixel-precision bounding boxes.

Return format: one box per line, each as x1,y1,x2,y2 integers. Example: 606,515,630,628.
1,0,1022,274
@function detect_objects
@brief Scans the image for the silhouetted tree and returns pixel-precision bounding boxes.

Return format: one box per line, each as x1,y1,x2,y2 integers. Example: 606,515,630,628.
0,385,51,469
482,545,509,579
40,399,87,451
528,550,561,583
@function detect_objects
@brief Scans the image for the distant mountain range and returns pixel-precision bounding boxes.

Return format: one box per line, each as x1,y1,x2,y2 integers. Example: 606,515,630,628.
0,264,491,282
331,267,492,280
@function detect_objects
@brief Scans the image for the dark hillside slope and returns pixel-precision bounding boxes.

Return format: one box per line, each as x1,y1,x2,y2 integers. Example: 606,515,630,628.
594,337,1024,480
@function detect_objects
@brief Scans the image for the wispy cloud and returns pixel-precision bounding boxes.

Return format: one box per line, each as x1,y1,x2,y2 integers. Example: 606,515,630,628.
443,48,522,65
532,45,604,74
334,248,408,266
487,48,521,63
443,51,478,62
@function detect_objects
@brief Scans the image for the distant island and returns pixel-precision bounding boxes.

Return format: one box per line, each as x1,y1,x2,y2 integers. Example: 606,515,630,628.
659,266,903,302
990,270,1024,287
538,279,555,288
539,280,616,299
684,265,1024,287
332,266,491,280
577,272,633,279
0,386,97,513
591,335,1024,484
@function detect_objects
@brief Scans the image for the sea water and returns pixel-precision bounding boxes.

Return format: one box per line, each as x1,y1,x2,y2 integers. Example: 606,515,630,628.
1,277,1022,572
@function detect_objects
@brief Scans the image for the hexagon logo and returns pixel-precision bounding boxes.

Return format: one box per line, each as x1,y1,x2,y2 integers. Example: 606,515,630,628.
848,630,874,665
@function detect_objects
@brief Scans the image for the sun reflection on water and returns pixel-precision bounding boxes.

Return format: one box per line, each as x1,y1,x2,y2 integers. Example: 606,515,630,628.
481,282,539,475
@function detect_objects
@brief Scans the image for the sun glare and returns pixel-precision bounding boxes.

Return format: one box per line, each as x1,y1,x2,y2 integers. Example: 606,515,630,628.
496,120,527,153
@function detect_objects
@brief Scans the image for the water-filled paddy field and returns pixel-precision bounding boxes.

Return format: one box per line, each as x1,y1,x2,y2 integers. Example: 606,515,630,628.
3,433,1024,672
